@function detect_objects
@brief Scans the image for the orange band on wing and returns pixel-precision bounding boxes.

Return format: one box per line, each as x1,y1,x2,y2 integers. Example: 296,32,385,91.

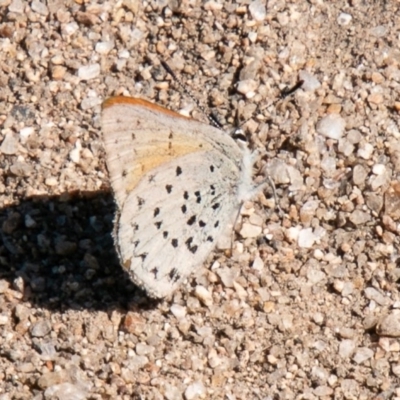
102,96,192,120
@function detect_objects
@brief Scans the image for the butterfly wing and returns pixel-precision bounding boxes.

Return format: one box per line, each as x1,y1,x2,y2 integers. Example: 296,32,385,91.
102,97,244,298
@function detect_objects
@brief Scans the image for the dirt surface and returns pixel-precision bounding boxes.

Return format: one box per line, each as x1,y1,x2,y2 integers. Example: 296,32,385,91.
1,0,400,399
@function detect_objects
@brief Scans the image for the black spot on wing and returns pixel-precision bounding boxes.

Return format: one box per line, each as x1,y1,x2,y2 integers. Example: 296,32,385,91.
210,165,215,172
194,191,202,204
210,185,216,195
150,267,158,278
171,238,178,248
163,231,168,238
181,204,187,213
176,166,182,176
137,197,145,207
212,202,220,210
207,236,213,242
187,215,196,225
183,191,189,200
169,268,180,282
199,220,206,227
154,207,160,217
155,221,162,229
214,221,219,228
166,185,173,193
185,237,198,254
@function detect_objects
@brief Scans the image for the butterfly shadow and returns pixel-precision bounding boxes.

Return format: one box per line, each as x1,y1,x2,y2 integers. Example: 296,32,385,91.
0,190,160,312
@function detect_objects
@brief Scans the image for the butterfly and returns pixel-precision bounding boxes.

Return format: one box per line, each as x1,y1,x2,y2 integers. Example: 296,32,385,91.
101,96,267,298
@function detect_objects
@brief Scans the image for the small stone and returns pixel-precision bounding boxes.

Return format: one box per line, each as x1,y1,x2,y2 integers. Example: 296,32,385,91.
44,383,88,400
38,341,57,361
368,93,384,105
377,311,400,337
236,79,258,98
95,41,114,54
10,161,33,177
216,266,238,287
81,96,102,110
13,276,24,293
298,228,317,248
184,381,206,400
249,0,266,21
9,0,24,13
240,223,262,238
45,177,58,186
307,269,326,284
314,386,334,396
349,210,371,225
19,127,34,139
252,256,264,270
316,114,346,140
0,314,9,325
135,343,154,356
339,339,356,358
357,142,374,160
122,312,146,335
299,70,321,91
31,0,49,16
0,133,19,155
352,164,368,186
51,65,67,80
164,385,182,400
170,304,186,319
364,287,390,306
78,63,100,80
353,347,374,364
369,25,387,37
337,12,352,25
31,320,51,337
194,285,213,306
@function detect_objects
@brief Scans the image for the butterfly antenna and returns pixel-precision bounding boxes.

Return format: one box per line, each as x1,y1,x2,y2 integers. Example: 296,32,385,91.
160,60,224,129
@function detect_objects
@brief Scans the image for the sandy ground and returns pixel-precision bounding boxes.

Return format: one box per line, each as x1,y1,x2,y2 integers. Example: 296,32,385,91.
1,0,400,399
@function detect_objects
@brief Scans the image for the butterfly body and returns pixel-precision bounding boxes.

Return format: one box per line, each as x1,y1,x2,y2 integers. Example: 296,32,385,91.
102,96,260,298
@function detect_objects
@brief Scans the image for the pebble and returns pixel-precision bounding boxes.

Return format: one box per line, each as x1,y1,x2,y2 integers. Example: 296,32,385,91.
19,127,34,140
337,12,352,25
236,79,258,98
339,340,356,358
316,114,346,140
44,383,88,400
357,142,374,160
240,223,262,238
252,256,264,271
299,70,321,91
349,210,371,225
95,40,114,54
184,381,206,400
0,133,19,155
78,64,100,80
170,304,187,320
248,0,266,21
352,165,368,186
31,0,49,16
364,287,390,306
298,227,324,248
353,347,374,364
31,320,51,337
377,311,400,337
194,285,213,306
0,314,9,325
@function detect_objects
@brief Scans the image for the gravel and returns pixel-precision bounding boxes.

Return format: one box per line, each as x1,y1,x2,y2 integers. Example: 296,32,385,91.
1,1,400,399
